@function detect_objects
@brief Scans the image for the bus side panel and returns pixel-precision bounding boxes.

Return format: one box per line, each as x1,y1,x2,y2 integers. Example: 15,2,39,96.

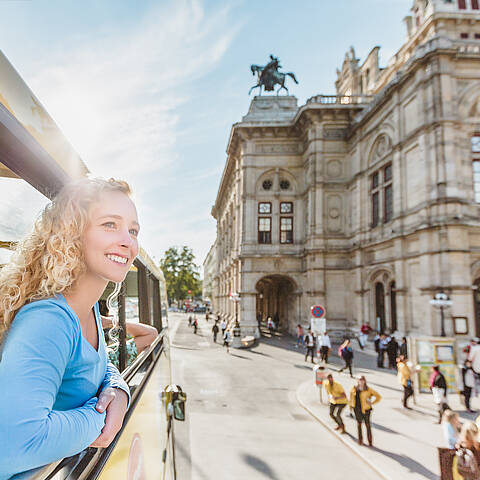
98,350,173,480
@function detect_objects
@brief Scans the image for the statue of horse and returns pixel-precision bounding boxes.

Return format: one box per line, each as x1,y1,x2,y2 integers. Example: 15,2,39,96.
249,64,298,96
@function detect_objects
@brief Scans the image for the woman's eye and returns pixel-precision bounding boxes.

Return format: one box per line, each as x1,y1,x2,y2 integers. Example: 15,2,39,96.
103,222,116,228
129,229,139,237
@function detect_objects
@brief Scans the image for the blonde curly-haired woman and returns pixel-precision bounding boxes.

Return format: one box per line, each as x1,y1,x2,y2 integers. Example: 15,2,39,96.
0,178,138,479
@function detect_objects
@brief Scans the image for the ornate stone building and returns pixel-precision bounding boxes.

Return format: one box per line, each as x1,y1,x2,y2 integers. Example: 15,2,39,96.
211,0,480,339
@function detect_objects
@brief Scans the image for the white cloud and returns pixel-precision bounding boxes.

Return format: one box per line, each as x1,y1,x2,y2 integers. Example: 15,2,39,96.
26,0,238,264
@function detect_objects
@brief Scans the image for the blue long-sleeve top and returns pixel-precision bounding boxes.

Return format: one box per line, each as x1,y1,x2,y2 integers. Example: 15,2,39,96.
0,294,130,479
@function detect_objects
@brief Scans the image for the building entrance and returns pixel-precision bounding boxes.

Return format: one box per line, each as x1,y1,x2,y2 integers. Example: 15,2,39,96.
255,275,296,331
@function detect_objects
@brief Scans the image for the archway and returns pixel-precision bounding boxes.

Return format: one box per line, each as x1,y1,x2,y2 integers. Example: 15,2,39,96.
255,275,296,331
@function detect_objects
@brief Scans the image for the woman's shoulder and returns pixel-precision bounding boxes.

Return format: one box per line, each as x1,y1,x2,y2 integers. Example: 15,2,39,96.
14,296,80,336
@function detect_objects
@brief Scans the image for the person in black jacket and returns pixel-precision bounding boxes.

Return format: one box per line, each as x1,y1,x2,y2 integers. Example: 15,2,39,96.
430,365,448,423
461,360,476,413
399,337,408,358
387,336,399,369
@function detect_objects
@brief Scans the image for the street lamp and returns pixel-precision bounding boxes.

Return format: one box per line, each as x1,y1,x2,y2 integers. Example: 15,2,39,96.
430,292,453,337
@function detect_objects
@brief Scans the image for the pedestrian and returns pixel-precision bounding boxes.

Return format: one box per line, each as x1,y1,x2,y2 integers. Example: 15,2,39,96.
273,312,279,330
296,324,304,348
318,331,331,363
377,334,388,368
442,409,461,449
349,376,381,447
223,329,231,353
193,317,198,334
461,360,476,413
188,315,192,327
212,322,219,343
338,339,354,377
359,322,371,350
430,365,448,423
399,336,408,358
205,312,209,322
304,329,316,363
387,335,398,369
397,355,413,409
220,319,227,336
455,421,480,479
324,374,347,434
374,331,380,354
267,316,274,335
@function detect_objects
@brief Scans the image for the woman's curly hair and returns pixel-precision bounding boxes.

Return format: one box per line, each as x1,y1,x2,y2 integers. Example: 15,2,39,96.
0,177,131,343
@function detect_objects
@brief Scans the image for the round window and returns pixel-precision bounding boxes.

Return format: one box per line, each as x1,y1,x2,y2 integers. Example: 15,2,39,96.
262,179,273,190
279,180,290,190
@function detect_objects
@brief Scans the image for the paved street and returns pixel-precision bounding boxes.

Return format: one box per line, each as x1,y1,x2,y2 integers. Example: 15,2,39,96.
168,312,382,480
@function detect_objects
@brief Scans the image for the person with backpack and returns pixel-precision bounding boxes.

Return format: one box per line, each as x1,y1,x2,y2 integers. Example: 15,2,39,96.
338,339,354,377
304,329,316,363
212,322,219,343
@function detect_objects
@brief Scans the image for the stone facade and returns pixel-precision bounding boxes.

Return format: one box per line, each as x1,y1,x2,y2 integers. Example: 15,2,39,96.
211,0,480,340
202,241,217,310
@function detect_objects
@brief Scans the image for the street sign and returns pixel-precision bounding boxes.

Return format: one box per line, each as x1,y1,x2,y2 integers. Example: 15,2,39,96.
311,305,326,319
311,317,326,334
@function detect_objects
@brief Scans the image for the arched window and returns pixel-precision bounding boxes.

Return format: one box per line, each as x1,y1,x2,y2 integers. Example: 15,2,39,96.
375,282,386,333
390,281,397,332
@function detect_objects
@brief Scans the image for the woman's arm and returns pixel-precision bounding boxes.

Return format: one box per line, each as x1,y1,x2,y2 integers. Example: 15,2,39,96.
125,322,158,353
0,304,105,477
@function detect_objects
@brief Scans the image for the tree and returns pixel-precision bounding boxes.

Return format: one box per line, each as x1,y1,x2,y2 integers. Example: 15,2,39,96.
160,246,202,303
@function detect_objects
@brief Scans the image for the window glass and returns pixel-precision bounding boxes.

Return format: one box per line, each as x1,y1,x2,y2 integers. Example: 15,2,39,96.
258,217,271,244
279,180,290,190
472,135,480,153
258,202,271,214
372,192,379,227
280,202,293,214
280,217,293,244
384,164,392,182
473,160,480,172
372,172,379,190
384,185,393,223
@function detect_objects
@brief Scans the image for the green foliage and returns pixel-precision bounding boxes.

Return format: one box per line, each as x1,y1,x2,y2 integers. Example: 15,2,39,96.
160,246,202,303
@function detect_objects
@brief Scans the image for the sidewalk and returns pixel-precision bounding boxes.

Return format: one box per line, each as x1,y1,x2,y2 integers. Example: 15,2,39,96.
295,350,479,480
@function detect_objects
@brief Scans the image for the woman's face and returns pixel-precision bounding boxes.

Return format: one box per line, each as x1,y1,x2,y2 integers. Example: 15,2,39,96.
82,191,139,284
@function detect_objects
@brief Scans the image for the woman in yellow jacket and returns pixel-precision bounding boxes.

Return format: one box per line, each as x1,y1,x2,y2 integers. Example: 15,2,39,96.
349,376,381,446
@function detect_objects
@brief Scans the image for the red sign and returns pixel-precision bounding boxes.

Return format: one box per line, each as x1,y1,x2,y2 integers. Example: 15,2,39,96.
311,305,326,319
316,369,327,385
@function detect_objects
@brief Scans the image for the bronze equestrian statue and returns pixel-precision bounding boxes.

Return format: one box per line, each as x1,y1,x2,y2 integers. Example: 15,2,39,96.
249,55,298,95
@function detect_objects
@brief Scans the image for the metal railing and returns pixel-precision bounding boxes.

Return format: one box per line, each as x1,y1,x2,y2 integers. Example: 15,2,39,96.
306,94,374,105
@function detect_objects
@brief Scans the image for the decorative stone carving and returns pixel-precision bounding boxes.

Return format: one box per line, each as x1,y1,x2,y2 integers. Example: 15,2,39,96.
326,160,342,178
323,128,347,140
370,133,392,163
255,143,299,154
326,194,343,232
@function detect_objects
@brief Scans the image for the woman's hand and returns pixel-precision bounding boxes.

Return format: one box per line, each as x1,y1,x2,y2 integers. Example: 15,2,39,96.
91,387,128,448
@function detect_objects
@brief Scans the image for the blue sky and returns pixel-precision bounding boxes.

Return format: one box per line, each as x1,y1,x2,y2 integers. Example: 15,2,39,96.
0,0,411,269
